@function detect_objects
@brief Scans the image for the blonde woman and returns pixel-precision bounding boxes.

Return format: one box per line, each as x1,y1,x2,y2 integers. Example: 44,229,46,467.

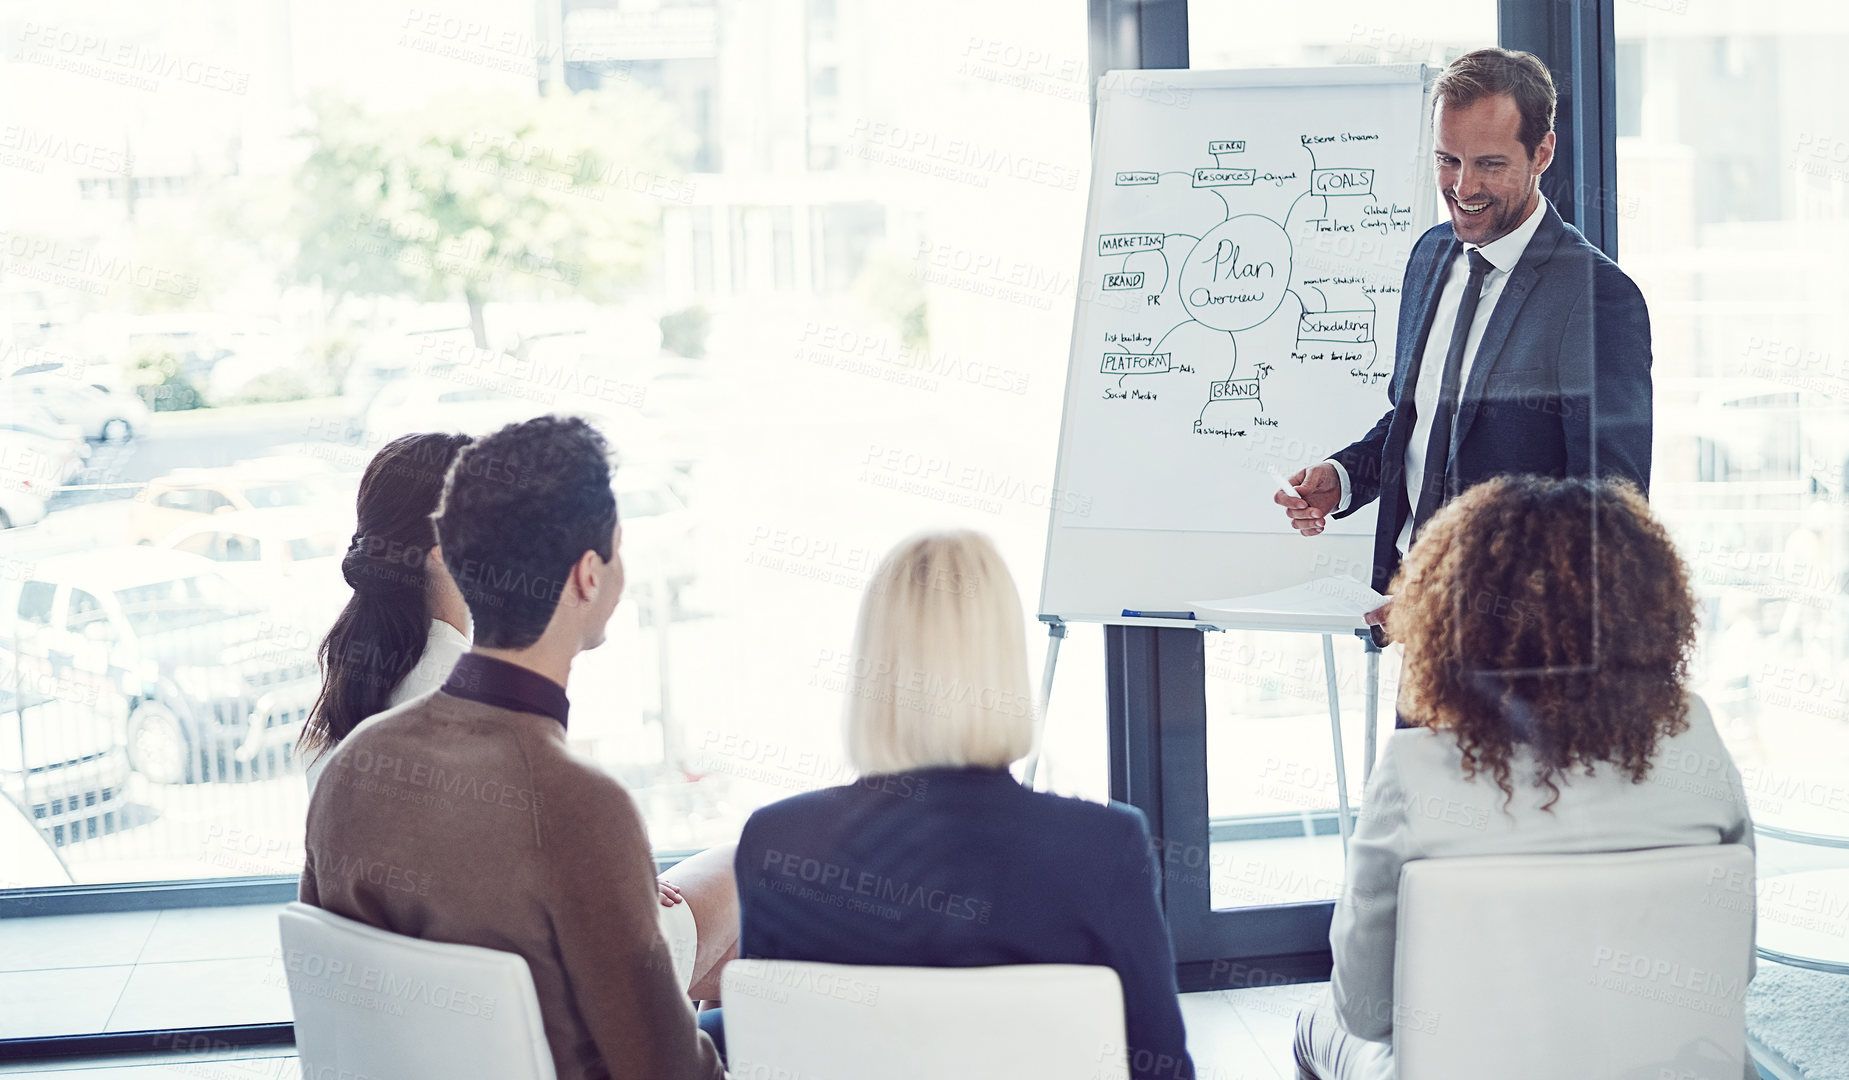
732,531,1194,1080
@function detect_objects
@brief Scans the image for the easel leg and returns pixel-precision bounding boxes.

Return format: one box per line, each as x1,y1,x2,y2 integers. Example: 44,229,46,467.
1323,633,1352,856
1022,620,1067,790
1363,634,1381,785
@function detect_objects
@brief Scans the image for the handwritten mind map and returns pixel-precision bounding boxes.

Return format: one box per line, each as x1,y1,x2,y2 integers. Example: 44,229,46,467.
1059,73,1431,534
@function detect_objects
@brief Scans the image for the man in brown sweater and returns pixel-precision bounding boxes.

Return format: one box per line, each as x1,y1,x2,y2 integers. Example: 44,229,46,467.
302,416,723,1080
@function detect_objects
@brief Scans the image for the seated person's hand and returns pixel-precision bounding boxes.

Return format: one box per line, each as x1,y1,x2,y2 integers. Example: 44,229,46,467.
657,879,684,907
1275,463,1341,536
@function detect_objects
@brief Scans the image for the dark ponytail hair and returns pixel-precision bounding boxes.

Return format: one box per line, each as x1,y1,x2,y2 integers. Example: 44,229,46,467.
301,432,473,766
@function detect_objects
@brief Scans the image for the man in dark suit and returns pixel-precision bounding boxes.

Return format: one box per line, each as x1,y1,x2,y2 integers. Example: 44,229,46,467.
1275,48,1652,639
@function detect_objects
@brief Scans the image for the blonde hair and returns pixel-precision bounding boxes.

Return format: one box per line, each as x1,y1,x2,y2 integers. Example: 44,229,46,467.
844,531,1036,776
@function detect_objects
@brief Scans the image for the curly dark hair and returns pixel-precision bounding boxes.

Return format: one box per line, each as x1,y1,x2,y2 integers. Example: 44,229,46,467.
1386,475,1697,809
433,415,617,649
305,432,473,765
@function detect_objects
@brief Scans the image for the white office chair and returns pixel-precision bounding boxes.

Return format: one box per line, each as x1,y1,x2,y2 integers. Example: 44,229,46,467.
1393,844,1756,1080
721,960,1132,1080
279,900,699,1080
279,901,558,1080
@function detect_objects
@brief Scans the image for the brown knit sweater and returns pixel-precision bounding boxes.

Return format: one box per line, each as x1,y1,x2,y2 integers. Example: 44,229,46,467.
300,690,723,1080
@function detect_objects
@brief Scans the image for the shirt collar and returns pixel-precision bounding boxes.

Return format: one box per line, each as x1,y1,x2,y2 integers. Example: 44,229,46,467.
1464,194,1547,274
429,618,470,650
440,651,569,728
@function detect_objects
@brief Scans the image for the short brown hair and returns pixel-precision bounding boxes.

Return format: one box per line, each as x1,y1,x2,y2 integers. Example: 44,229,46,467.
1434,47,1556,158
1387,476,1697,809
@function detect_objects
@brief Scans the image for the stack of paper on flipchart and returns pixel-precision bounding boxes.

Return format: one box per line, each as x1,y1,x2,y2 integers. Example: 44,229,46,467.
1191,579,1389,632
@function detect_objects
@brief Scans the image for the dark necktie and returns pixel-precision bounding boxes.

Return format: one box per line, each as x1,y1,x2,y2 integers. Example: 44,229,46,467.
1410,249,1494,539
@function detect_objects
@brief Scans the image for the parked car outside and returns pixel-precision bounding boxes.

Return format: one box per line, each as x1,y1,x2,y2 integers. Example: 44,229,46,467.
0,478,49,529
0,548,319,784
0,786,72,889
0,378,149,442
0,647,130,845
156,507,350,625
0,405,89,491
129,458,346,546
362,376,539,441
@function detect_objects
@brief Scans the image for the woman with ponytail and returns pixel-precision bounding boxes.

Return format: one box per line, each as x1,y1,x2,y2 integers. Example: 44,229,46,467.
301,432,474,791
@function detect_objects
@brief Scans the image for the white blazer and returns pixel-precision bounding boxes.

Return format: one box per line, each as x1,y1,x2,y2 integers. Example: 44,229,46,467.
303,619,470,793
1330,692,1755,1042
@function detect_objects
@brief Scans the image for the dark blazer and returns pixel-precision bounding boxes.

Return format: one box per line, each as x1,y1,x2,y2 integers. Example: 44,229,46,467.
1331,200,1653,592
735,767,1194,1080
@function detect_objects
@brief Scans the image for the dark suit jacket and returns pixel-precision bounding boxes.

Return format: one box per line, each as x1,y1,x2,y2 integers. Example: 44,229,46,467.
1331,200,1653,592
735,767,1194,1080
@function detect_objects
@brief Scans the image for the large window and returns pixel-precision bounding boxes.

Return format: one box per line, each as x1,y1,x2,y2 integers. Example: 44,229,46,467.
9,0,1832,1024
1616,5,1849,845
0,0,1105,891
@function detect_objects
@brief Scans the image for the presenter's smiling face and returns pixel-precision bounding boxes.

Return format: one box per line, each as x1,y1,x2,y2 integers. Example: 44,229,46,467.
1433,92,1554,245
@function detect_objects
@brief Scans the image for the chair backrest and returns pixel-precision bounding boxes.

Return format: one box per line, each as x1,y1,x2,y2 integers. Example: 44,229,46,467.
1394,844,1755,1080
278,901,557,1080
721,961,1132,1080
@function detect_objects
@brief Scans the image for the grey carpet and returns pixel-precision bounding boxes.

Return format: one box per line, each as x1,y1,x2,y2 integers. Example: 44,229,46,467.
1747,960,1849,1080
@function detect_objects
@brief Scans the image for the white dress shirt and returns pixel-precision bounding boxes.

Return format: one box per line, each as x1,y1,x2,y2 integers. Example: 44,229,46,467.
304,617,471,792
1326,196,1548,554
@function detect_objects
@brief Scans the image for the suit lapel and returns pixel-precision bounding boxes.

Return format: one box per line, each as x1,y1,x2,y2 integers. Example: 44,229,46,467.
1397,236,1458,408
1376,234,1457,546
1387,235,1458,459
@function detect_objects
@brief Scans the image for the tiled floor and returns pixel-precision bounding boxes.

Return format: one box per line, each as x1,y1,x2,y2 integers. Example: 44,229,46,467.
0,905,292,1038
1181,984,1320,1079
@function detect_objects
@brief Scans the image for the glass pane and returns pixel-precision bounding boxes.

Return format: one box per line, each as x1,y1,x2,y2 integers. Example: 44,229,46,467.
173,531,215,558
0,0,1104,896
1615,7,1849,855
16,581,57,624
67,589,105,626
1190,1,1496,910
1190,3,1493,70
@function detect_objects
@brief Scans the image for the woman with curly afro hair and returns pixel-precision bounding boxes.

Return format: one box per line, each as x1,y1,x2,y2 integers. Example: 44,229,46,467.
1293,475,1756,1080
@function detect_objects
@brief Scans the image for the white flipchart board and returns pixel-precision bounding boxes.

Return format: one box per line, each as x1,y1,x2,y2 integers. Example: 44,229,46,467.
1039,65,1439,623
